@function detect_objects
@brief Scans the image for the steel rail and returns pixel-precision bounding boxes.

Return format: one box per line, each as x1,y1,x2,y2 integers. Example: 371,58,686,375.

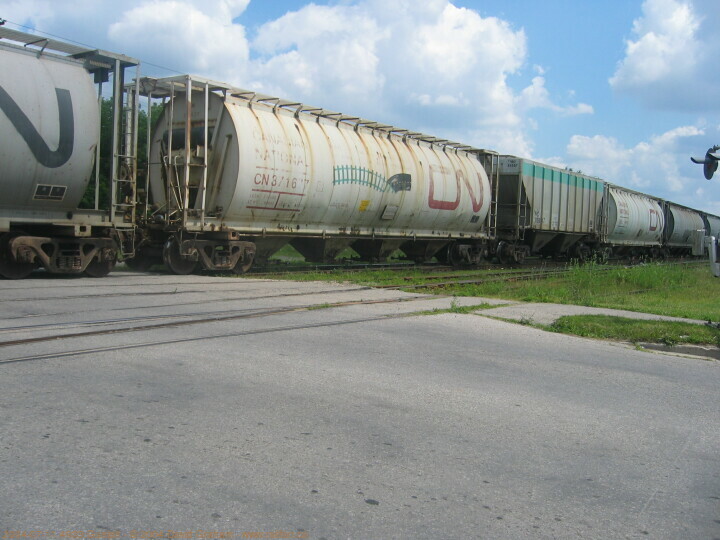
0,285,375,320
0,313,410,366
0,295,441,349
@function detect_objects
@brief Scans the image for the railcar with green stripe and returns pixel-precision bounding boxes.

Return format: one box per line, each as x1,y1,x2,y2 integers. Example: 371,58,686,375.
484,155,707,263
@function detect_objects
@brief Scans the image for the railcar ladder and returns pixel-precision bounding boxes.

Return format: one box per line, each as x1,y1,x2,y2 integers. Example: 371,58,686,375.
110,66,139,257
517,186,529,242
161,77,211,229
482,152,500,239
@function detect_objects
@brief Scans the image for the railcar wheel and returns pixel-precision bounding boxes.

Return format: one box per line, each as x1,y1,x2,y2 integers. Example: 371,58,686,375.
232,257,254,275
496,241,510,265
124,251,155,271
163,237,197,275
84,259,116,278
573,243,591,264
447,244,463,267
0,232,35,279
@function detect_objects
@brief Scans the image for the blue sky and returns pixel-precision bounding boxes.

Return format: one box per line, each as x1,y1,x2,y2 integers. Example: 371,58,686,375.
3,0,719,213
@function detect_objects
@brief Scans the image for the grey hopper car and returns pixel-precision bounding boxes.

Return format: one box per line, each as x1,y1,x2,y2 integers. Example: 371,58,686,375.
488,155,605,263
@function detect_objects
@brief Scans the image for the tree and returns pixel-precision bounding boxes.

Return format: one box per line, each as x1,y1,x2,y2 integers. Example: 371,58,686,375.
79,99,163,209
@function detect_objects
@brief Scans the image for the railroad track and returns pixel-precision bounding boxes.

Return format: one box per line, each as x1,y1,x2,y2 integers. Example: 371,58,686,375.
375,267,571,290
0,313,405,365
248,261,453,277
0,294,439,354
367,259,705,290
248,256,703,279
1,258,705,364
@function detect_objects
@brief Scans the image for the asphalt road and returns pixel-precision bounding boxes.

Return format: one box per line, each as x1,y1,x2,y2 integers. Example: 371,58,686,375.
1,273,718,539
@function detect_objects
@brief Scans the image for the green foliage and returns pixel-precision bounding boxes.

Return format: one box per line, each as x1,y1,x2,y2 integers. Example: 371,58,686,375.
448,263,718,322
415,302,495,316
79,99,164,209
549,315,720,347
445,298,494,314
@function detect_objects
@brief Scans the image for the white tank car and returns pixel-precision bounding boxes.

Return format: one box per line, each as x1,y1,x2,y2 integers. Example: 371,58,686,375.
665,204,704,249
148,87,491,240
0,45,99,212
704,214,720,239
605,186,664,247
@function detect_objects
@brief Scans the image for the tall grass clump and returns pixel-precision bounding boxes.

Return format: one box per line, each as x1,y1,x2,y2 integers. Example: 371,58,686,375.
435,261,717,320
566,260,605,306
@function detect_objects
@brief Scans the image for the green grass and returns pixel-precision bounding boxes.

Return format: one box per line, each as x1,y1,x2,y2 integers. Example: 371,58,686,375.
250,261,718,321
259,267,423,286
548,315,720,347
306,302,334,310
414,300,497,316
240,260,720,347
423,262,720,322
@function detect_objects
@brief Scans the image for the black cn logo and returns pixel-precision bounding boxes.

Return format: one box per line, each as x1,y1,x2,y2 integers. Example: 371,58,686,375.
0,85,74,168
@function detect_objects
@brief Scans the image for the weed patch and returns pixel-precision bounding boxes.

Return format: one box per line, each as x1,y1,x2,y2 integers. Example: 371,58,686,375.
549,315,720,347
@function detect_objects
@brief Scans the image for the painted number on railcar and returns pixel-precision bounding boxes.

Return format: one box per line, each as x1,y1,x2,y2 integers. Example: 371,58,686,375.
253,172,300,190
499,158,521,174
249,125,308,212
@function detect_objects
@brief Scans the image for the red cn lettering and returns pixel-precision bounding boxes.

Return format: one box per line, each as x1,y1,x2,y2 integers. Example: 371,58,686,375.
649,209,659,231
465,171,484,213
428,165,460,210
428,166,483,212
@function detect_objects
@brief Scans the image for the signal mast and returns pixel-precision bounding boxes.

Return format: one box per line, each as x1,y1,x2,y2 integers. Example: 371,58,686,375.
690,145,720,277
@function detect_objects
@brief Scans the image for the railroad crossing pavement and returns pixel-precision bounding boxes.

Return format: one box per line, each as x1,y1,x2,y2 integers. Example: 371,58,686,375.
478,302,709,327
476,302,720,361
1,273,719,539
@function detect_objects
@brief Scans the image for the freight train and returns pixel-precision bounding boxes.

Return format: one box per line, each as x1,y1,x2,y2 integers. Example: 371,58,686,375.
1,28,717,279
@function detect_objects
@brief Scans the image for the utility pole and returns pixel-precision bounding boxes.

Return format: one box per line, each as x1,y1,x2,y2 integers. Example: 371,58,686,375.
691,145,720,276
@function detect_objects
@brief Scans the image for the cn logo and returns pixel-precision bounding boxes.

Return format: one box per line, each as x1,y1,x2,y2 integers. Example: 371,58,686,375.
428,165,483,212
0,85,74,168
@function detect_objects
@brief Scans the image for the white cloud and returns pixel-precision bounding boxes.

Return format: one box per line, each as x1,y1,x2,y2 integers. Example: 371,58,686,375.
3,0,252,81
410,93,468,107
250,3,386,99
517,76,594,116
2,0,55,29
246,1,590,157
561,125,708,209
108,1,251,83
610,0,720,110
1,0,596,159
